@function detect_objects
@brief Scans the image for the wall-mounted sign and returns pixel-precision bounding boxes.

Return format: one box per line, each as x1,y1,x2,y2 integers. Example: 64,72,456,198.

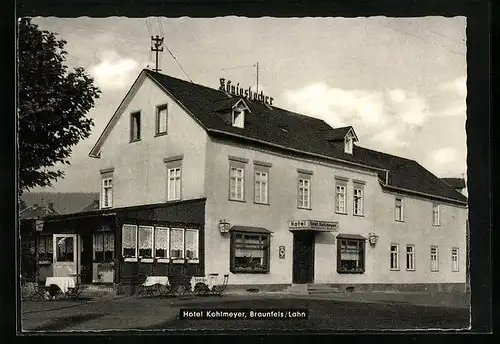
219,78,274,106
278,246,285,259
288,220,338,232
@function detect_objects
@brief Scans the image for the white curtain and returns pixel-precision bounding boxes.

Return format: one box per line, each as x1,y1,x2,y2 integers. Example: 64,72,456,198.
122,225,137,249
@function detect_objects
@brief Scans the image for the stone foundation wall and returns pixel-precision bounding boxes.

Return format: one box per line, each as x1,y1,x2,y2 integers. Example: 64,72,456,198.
308,283,468,293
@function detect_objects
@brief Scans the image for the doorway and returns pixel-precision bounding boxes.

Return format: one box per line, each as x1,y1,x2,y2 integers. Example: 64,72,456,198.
52,234,80,278
292,232,315,284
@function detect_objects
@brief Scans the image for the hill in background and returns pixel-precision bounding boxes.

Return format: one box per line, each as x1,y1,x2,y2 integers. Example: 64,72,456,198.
21,192,99,214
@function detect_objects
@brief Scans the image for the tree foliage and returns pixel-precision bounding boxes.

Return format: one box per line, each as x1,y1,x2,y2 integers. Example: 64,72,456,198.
18,18,100,195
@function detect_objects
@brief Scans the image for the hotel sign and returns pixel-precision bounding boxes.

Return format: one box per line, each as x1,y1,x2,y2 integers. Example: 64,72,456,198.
288,220,338,232
219,78,274,106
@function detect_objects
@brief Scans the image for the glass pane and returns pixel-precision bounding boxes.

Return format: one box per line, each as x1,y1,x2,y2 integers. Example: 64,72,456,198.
138,226,153,257
185,229,199,259
122,225,137,257
56,237,74,262
155,227,169,257
170,228,184,258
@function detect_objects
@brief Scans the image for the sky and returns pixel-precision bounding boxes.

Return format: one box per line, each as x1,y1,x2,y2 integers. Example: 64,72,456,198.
29,16,467,193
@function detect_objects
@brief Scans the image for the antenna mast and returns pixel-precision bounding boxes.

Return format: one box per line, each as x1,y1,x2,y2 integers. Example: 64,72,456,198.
150,35,164,72
222,62,260,93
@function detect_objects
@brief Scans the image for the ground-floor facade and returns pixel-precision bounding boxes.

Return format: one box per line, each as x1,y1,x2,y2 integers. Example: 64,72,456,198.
20,197,467,294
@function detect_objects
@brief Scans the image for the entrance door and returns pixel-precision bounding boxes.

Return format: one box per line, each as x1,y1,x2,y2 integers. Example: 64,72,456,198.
292,232,315,284
53,234,80,278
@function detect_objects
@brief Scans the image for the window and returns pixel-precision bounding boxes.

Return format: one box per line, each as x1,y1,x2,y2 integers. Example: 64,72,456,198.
230,167,245,201
395,197,404,221
156,104,168,135
55,236,74,262
430,246,439,271
406,245,415,271
254,171,268,204
344,136,353,154
167,167,182,201
101,177,113,208
93,232,115,262
232,108,245,128
335,185,347,213
230,232,270,273
451,247,459,272
138,226,153,258
432,204,440,226
37,235,53,262
122,225,137,258
185,229,199,260
298,178,311,209
154,227,169,259
122,224,199,262
390,244,399,270
337,239,365,273
170,228,185,259
130,111,141,141
353,188,364,215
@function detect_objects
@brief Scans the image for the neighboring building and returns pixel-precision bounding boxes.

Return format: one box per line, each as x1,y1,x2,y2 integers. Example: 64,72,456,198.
23,69,468,293
441,177,467,196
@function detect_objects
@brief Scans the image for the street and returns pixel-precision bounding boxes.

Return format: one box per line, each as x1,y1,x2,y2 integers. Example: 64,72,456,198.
20,293,470,332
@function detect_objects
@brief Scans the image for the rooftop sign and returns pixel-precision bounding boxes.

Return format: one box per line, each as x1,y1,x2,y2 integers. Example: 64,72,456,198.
219,78,274,106
288,220,338,232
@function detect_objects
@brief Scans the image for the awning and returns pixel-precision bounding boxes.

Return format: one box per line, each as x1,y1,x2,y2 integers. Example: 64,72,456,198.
336,233,367,240
229,225,273,234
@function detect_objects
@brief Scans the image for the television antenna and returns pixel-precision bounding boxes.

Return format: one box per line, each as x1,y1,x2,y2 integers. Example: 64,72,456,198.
222,62,260,94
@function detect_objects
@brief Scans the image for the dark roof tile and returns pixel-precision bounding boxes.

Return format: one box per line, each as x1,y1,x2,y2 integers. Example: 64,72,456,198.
145,69,467,204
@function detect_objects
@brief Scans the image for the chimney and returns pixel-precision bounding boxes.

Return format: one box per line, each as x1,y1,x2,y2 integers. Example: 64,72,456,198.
48,202,55,212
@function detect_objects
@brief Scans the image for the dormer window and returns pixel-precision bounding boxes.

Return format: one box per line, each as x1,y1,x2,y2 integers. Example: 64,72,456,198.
344,135,353,154
232,108,245,128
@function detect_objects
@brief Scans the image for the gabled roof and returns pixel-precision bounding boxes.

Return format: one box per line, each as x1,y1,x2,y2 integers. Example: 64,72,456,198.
440,177,466,190
19,204,59,220
322,126,359,142
90,69,467,205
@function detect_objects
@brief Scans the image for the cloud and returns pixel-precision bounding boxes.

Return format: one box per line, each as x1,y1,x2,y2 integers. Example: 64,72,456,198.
283,83,430,150
438,105,465,117
90,51,139,90
439,76,467,96
423,147,465,177
429,147,459,165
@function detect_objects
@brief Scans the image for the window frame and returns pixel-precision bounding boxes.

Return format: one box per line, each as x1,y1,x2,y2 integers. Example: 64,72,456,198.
335,184,347,214
170,227,186,261
344,136,353,154
37,235,53,263
122,224,138,261
130,111,142,142
230,231,270,274
406,244,415,271
254,170,269,205
229,166,245,201
390,244,400,271
155,104,168,136
167,166,182,201
336,238,365,274
297,177,311,209
432,204,441,226
232,108,245,128
137,225,154,260
101,176,113,208
184,229,200,262
92,232,115,263
451,247,459,272
154,226,170,261
430,245,439,272
395,197,404,222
